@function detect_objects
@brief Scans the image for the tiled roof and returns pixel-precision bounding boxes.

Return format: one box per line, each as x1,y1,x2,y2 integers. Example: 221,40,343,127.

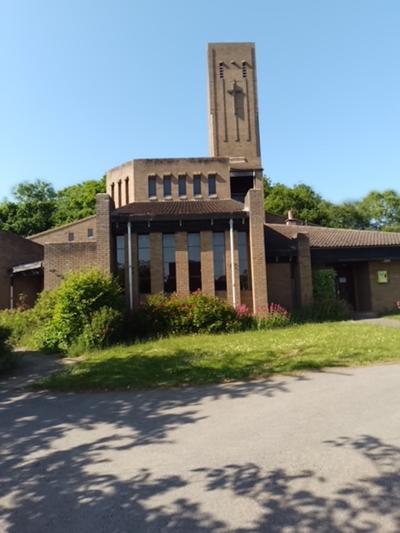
266,223,400,249
114,199,246,220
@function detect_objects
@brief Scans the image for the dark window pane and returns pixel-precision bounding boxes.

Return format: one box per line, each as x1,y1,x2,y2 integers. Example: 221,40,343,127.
208,174,217,195
213,232,226,291
138,234,151,294
68,232,74,242
163,175,172,197
188,233,201,292
87,228,94,238
193,175,202,196
116,235,125,288
178,175,187,196
163,234,176,293
148,176,156,197
238,232,251,290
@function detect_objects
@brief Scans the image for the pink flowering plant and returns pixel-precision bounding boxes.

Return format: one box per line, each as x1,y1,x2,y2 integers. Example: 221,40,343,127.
255,303,290,329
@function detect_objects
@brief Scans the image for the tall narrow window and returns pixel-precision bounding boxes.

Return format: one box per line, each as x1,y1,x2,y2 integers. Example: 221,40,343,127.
138,234,151,294
178,175,187,197
213,232,226,291
188,233,201,292
238,232,251,290
148,176,156,198
193,174,202,196
163,234,176,293
241,61,247,78
111,182,115,202
163,175,172,197
118,180,122,207
208,174,217,196
219,62,224,79
116,235,125,287
125,177,129,204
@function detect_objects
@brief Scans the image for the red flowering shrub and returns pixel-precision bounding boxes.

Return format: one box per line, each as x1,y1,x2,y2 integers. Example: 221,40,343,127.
255,303,290,329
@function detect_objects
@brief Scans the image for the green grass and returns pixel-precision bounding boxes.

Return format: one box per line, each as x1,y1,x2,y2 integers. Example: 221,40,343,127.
382,314,400,320
33,322,400,391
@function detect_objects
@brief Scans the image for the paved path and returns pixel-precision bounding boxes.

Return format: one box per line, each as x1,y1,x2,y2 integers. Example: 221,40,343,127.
354,317,400,328
1,356,400,532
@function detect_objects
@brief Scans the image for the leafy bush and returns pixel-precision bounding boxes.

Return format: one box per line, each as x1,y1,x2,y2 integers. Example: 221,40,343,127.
313,269,337,301
34,270,124,352
133,292,244,338
255,303,290,329
293,299,351,323
75,306,123,352
0,325,16,373
0,309,34,347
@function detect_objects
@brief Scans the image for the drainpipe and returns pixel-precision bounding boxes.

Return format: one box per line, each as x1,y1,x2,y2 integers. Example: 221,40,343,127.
127,220,133,311
10,276,14,310
229,218,237,308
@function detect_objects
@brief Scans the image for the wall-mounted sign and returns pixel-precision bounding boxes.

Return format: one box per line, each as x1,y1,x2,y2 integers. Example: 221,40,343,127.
377,270,389,284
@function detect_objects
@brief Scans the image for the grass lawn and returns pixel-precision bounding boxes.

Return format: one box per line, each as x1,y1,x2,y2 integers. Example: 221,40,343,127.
382,314,400,320
33,322,400,391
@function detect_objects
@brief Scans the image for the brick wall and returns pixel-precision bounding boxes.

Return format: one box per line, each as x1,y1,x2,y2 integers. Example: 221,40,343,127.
296,233,313,307
245,189,268,312
368,260,400,312
150,233,164,294
200,231,215,296
30,216,96,245
96,194,114,274
107,157,231,206
43,242,97,290
0,230,43,309
175,232,190,296
267,263,293,310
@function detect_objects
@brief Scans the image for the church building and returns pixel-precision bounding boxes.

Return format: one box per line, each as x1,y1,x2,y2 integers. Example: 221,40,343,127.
2,43,400,315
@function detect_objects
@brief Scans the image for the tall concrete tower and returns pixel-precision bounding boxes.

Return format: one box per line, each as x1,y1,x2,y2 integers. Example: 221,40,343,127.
208,43,262,172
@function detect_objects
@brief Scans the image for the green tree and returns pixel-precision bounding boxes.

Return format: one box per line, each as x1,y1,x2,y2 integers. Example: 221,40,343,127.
264,180,329,225
322,201,369,229
0,179,56,236
359,190,400,230
53,176,106,226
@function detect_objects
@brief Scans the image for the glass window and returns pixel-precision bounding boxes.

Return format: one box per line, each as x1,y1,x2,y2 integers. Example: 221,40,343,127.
138,234,151,294
116,235,125,287
188,233,201,292
178,175,187,196
148,176,156,197
208,174,217,196
68,232,74,242
163,175,172,197
116,235,125,268
193,174,202,196
118,180,122,207
213,232,226,291
163,234,176,293
238,232,251,290
125,177,129,204
87,228,94,239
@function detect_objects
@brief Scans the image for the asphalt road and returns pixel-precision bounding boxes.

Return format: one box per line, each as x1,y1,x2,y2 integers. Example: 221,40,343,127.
1,356,400,532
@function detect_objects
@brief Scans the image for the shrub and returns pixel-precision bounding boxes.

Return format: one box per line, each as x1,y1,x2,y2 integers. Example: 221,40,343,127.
293,299,351,323
133,292,244,338
75,306,123,352
313,269,337,301
0,325,16,373
34,270,124,352
255,303,290,329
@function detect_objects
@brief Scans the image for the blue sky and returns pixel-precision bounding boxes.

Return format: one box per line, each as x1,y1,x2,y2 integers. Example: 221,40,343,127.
0,0,399,203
